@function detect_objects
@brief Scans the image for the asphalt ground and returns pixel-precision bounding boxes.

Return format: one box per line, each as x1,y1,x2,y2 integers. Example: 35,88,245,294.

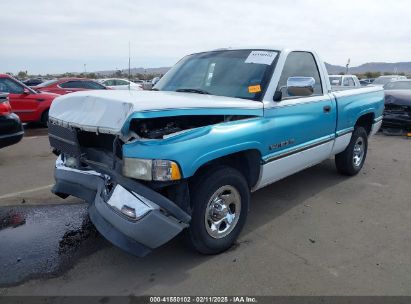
0,127,410,296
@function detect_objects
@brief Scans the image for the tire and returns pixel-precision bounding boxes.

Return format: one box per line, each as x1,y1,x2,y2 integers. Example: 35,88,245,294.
188,166,250,254
40,109,49,127
335,126,368,176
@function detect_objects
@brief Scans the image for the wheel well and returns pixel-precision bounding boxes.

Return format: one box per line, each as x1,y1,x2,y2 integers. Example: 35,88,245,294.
191,150,262,189
355,113,374,135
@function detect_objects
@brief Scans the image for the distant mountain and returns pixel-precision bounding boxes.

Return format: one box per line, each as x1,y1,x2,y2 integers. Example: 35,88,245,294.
95,67,170,76
325,62,411,75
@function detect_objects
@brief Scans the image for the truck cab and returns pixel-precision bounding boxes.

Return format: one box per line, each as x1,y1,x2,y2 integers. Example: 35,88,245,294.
329,74,361,91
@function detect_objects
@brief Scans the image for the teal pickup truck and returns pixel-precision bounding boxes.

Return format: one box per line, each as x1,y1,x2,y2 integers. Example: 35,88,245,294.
48,47,384,256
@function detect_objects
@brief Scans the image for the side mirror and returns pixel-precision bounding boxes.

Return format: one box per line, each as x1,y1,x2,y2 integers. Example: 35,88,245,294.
273,91,282,102
286,77,315,97
23,88,31,94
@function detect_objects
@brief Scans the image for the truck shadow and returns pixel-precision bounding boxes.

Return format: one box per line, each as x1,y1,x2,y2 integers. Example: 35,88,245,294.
86,158,348,295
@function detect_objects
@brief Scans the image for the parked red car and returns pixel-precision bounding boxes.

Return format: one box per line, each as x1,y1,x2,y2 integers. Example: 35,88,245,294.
33,78,109,95
0,74,59,124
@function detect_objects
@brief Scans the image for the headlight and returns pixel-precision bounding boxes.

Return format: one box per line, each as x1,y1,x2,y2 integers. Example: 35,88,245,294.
123,158,181,181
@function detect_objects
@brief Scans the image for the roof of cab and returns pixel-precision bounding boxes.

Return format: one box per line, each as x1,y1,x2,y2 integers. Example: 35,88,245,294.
188,46,319,57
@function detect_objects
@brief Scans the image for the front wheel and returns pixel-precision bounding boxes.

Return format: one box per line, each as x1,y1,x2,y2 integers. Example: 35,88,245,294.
335,126,368,176
40,109,49,127
188,166,249,254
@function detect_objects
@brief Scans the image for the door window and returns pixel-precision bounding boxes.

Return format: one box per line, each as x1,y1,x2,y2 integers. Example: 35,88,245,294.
115,80,129,86
0,78,24,94
60,80,105,89
81,81,106,89
103,80,115,86
276,52,323,99
60,81,83,88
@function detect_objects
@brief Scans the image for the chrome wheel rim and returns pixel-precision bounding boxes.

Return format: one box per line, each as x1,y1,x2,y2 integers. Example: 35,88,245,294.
353,137,365,167
204,185,241,239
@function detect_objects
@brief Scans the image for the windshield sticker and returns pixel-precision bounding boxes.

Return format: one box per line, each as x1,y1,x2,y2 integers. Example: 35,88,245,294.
248,84,261,93
245,51,277,65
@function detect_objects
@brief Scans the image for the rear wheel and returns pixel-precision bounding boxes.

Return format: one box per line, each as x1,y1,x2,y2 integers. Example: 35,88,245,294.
335,126,368,175
188,166,249,254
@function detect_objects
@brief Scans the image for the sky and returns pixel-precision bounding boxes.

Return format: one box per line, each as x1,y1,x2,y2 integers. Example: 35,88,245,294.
1,0,411,74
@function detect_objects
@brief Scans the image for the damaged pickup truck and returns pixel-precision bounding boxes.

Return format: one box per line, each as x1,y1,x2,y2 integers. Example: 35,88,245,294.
48,47,384,256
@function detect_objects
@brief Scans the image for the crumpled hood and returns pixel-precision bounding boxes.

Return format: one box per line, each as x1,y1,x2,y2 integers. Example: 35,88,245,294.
49,90,263,134
384,90,411,107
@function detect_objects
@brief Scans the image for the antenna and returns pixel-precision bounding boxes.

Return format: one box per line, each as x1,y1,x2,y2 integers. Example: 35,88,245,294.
128,41,131,90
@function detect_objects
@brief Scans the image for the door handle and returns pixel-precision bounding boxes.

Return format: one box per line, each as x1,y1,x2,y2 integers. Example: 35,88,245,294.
323,105,331,113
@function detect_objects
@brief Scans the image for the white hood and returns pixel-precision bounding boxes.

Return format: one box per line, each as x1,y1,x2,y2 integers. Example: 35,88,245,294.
49,90,262,134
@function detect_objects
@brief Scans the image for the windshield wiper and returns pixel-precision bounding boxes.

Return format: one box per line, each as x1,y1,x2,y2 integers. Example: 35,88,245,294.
175,88,210,95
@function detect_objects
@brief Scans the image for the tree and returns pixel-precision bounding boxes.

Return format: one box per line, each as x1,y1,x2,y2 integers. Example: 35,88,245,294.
114,70,123,77
17,71,28,79
363,71,381,79
85,73,96,79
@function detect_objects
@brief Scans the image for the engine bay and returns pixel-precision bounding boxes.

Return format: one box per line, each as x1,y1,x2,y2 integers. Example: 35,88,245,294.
129,115,254,139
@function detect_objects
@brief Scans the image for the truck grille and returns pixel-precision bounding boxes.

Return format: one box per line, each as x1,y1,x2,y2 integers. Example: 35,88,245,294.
48,123,82,156
48,123,122,160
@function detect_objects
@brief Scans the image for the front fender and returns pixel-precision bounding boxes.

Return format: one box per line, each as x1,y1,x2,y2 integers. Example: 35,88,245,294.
190,141,264,176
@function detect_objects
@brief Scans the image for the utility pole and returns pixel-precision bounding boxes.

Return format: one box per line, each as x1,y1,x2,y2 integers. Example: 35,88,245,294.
345,58,350,75
84,64,87,74
128,41,131,90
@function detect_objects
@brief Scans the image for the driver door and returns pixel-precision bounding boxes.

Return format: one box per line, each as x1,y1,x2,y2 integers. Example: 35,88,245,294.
257,51,336,188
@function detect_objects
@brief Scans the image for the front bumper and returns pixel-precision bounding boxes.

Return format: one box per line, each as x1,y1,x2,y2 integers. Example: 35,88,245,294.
52,157,190,257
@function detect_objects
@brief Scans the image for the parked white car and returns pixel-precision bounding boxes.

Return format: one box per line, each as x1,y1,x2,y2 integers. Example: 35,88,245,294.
329,75,361,91
98,78,143,90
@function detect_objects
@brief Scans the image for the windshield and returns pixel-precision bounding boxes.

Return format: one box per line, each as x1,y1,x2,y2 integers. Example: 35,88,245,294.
383,81,411,90
329,76,342,85
373,77,397,85
36,79,58,87
154,50,279,101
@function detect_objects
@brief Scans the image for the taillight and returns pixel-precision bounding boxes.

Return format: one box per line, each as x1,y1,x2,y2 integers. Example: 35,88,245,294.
0,100,12,115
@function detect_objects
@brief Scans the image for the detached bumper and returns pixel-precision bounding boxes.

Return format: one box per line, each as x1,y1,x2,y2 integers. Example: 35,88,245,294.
52,159,190,257
382,113,411,132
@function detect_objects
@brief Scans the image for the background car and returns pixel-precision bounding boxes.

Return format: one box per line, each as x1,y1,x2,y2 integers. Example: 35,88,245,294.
0,74,59,124
33,78,109,95
23,78,45,87
329,75,361,91
0,93,24,148
382,80,411,133
359,78,375,86
371,75,407,87
98,78,143,90
151,76,160,86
